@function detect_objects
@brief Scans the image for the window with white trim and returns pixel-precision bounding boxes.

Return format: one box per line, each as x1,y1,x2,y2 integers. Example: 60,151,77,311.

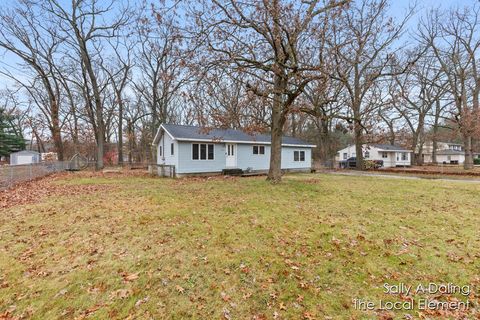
401,152,408,161
343,153,348,160
192,143,214,160
159,146,162,156
364,151,370,159
171,143,174,155
381,152,388,159
294,150,305,161
253,145,265,154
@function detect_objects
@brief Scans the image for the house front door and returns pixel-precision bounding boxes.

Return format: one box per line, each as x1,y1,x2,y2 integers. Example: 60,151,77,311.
225,144,237,168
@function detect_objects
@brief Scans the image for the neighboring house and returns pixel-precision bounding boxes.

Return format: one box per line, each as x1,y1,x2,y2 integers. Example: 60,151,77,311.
420,141,465,164
435,149,465,165
152,124,315,176
335,144,412,168
9,150,41,166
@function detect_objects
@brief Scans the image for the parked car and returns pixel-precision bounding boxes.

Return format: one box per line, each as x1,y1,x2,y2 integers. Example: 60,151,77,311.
339,157,383,169
339,157,357,169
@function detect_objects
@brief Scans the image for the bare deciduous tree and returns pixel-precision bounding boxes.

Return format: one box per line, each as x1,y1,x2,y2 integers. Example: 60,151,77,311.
191,0,348,182
0,1,66,159
43,0,132,168
419,6,480,169
329,0,414,170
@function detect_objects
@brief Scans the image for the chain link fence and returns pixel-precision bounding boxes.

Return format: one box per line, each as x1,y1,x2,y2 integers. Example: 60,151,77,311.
0,161,69,190
149,164,176,178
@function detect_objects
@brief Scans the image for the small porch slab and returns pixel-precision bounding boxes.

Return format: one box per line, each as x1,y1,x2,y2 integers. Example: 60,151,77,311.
222,168,244,176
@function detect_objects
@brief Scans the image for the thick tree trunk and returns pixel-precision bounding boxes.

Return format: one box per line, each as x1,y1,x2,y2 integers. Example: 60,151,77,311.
291,113,296,137
50,101,64,160
52,126,64,161
410,134,418,166
267,73,286,183
388,125,395,145
45,82,64,161
127,120,133,165
464,134,474,170
117,99,123,165
268,119,283,183
96,126,104,169
415,119,425,166
317,119,331,163
72,107,79,154
416,143,424,166
353,118,364,170
432,101,441,164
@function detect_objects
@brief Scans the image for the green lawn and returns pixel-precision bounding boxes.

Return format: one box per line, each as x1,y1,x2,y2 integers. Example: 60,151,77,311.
1,173,479,319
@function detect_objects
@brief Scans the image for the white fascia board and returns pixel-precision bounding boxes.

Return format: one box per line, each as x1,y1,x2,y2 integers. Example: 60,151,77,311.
378,149,413,152
282,143,317,148
152,124,175,146
174,138,315,148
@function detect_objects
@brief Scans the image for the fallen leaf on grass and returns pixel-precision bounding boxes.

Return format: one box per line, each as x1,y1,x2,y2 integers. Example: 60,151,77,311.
223,308,232,320
135,297,149,308
74,304,103,320
242,292,252,300
175,285,185,294
221,292,231,302
54,288,68,298
121,272,139,282
110,289,131,300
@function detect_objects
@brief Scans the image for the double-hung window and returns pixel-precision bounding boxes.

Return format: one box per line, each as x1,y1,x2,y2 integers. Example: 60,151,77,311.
192,143,214,160
294,151,305,162
253,145,265,154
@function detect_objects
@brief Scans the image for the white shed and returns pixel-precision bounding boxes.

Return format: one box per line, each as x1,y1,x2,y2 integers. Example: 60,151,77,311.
9,150,41,166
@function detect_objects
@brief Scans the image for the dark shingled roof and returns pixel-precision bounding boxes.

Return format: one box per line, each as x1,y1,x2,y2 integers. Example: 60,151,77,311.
370,144,409,151
161,124,315,146
436,149,465,155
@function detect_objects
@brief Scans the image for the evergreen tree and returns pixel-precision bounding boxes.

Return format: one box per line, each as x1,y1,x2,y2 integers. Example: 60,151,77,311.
0,108,25,157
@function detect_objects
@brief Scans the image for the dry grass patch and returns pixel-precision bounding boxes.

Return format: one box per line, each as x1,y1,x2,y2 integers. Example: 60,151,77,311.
0,173,479,319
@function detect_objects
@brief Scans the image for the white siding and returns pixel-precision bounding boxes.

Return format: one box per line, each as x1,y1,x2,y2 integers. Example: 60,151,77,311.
177,142,226,174
236,144,270,170
393,152,410,167
167,141,312,174
281,147,312,169
157,132,178,168
437,154,465,164
236,145,311,171
335,144,412,168
335,145,357,161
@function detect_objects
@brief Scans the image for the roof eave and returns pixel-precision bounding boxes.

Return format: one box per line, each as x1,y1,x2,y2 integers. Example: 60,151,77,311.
377,149,412,152
152,124,175,146
174,137,315,147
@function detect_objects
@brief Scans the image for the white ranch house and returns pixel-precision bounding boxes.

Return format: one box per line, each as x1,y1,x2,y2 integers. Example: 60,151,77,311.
336,144,412,168
153,124,316,176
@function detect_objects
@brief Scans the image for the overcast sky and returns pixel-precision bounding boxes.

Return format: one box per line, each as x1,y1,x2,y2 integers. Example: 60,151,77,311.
0,0,476,89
